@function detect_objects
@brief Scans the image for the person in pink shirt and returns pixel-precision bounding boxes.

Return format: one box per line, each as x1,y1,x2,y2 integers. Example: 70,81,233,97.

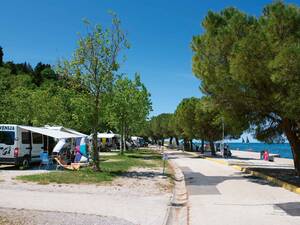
263,150,269,161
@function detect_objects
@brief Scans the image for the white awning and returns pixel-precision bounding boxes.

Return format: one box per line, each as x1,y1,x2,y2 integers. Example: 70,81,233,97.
44,125,87,137
97,133,120,139
63,128,88,137
19,126,83,139
131,136,142,140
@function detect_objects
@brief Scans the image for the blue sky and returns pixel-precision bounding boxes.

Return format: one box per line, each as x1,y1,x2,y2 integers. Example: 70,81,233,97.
1,0,299,117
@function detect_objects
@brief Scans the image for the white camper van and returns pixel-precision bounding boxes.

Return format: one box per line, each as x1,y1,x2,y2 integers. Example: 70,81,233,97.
0,125,43,169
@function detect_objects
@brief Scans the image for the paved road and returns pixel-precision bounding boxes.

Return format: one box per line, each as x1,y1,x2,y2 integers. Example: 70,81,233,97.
169,151,300,225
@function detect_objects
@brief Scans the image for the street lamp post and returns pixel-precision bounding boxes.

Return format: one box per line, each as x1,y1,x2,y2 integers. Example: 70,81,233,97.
222,116,225,143
221,117,225,156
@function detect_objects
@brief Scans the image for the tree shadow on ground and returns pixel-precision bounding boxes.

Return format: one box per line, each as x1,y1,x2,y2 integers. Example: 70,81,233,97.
228,155,258,161
165,151,197,159
126,154,162,160
274,202,300,216
0,165,20,171
200,153,256,161
180,163,299,195
109,170,170,180
0,162,46,171
180,166,246,195
246,168,300,187
244,175,279,187
181,166,245,186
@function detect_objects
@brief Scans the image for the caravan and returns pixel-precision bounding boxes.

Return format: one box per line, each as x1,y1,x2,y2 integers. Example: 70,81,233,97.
0,124,86,169
0,125,43,169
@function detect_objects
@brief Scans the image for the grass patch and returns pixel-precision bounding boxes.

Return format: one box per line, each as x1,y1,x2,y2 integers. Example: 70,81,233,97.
16,149,166,185
125,149,163,161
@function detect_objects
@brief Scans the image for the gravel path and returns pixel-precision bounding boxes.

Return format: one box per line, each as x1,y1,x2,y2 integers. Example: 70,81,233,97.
0,208,134,225
0,166,171,225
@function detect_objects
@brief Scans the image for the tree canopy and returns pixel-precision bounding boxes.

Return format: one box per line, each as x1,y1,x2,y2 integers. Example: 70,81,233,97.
0,15,150,165
174,97,198,141
0,54,92,133
192,1,300,173
107,74,152,154
58,13,129,170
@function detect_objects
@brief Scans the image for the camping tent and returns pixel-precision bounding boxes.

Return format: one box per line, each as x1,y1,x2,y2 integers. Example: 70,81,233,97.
88,132,120,149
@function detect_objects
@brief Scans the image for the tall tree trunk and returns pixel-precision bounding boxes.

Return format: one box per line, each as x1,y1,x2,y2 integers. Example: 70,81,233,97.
120,123,124,155
123,128,126,153
183,138,188,151
190,139,193,151
125,124,129,151
162,138,165,146
92,131,99,169
92,93,100,171
201,139,204,153
169,137,173,147
175,137,179,146
209,141,216,156
282,119,300,176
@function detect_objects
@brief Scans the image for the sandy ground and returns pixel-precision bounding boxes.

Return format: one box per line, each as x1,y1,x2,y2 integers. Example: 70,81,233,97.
0,208,133,225
0,166,171,225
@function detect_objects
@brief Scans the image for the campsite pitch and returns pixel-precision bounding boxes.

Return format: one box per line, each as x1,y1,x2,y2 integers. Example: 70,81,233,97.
0,149,172,225
15,149,170,184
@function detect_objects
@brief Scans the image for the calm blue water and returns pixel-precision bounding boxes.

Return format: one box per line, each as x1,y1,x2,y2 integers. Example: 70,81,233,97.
228,143,293,159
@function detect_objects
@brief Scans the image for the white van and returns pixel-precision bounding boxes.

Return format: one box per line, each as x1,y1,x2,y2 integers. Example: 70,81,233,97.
0,124,43,169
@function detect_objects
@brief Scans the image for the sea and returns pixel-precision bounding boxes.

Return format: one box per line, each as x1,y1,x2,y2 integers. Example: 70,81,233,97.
227,143,293,159
178,139,294,159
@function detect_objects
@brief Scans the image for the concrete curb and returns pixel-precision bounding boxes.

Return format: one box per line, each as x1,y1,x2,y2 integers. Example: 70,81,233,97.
186,151,300,195
236,166,300,195
163,159,189,225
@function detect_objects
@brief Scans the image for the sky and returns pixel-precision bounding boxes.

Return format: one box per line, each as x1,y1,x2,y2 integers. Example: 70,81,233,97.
1,0,300,119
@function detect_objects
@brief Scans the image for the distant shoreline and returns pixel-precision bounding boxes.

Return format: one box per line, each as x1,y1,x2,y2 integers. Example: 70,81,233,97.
228,143,292,159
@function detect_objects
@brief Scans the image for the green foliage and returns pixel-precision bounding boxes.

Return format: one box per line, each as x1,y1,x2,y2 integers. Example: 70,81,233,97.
57,13,129,170
192,1,300,172
33,62,55,86
194,97,244,142
175,97,198,140
107,74,151,153
0,49,91,133
146,113,175,142
195,98,222,142
0,14,151,163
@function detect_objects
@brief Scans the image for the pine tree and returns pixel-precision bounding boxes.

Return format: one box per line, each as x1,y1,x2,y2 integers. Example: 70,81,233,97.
0,46,3,67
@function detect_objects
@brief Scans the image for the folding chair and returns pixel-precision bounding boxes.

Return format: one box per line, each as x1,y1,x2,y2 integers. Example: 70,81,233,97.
54,157,80,171
39,152,50,169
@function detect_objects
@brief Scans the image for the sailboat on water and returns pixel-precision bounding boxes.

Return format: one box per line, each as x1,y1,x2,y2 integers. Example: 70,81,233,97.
242,138,245,143
246,136,250,143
